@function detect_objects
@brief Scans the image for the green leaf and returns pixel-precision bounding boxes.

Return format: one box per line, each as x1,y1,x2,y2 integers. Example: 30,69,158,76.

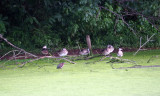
32,17,40,25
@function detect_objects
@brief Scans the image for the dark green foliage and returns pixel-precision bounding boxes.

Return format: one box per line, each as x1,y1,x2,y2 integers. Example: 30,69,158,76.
0,0,159,50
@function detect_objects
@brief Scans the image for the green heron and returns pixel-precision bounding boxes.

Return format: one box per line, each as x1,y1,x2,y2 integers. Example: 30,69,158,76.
41,45,49,55
58,48,68,57
79,49,90,55
117,48,123,57
57,62,65,69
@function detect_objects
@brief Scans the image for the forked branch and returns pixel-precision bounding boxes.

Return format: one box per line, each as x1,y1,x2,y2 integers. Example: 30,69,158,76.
133,33,156,55
98,6,137,36
0,34,38,59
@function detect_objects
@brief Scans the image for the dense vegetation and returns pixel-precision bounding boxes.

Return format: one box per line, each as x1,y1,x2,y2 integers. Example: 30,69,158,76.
0,0,160,50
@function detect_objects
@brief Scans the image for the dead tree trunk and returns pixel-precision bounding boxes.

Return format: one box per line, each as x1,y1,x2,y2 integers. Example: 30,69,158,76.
86,35,92,56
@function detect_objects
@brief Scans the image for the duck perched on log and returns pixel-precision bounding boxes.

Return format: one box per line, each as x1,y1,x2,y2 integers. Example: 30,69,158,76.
41,45,49,55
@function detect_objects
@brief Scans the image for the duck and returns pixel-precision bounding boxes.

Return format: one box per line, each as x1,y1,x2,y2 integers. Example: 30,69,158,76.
58,48,68,57
117,48,123,57
102,45,114,56
102,48,110,56
41,45,49,55
107,45,114,53
79,49,90,55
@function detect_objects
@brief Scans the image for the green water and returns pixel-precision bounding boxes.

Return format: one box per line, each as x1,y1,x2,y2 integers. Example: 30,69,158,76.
0,50,160,96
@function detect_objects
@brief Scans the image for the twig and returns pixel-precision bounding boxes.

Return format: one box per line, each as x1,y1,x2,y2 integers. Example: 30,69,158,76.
99,6,137,36
77,42,81,52
0,50,18,60
113,65,160,69
109,57,137,64
147,55,159,63
96,7,101,18
109,57,137,69
95,50,100,54
116,1,160,33
113,16,119,34
11,50,24,60
19,56,76,68
140,37,142,47
133,12,160,33
133,33,156,55
0,34,37,58
100,56,110,61
61,57,76,64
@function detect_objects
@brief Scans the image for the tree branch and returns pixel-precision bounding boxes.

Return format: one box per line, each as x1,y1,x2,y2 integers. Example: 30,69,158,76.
19,56,76,68
99,6,137,36
0,34,38,59
116,2,160,33
133,33,156,55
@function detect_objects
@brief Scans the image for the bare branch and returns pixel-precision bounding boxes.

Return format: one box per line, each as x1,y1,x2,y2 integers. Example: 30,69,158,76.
147,55,159,63
133,33,156,55
0,34,38,58
113,65,160,69
61,57,76,64
135,12,160,32
19,56,76,68
113,16,119,34
99,6,137,36
0,50,18,60
116,2,160,33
